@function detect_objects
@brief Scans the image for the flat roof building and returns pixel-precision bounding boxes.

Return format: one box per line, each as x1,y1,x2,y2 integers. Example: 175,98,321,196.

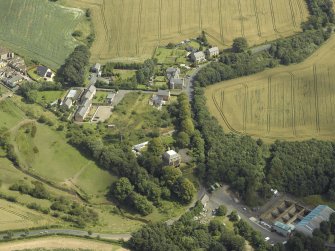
163,150,181,166
273,221,294,237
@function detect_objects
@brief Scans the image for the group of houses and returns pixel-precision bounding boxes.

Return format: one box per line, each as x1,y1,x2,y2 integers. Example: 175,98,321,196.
190,46,219,63
61,84,97,122
166,67,185,90
74,84,96,122
151,89,171,107
0,47,27,89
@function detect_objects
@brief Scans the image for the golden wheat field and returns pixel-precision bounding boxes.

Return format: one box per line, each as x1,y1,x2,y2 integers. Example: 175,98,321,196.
205,35,335,142
64,0,309,62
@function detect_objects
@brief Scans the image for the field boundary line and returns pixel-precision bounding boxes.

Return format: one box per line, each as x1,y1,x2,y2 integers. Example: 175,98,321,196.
237,0,245,37
269,0,279,33
313,65,321,133
212,92,242,134
252,0,262,37
289,72,297,136
267,76,272,134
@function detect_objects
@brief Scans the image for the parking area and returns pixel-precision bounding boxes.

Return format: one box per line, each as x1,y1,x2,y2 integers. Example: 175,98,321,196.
204,185,287,245
90,106,113,123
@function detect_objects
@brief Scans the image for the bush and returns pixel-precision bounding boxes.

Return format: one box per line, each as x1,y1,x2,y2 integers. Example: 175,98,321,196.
217,205,227,216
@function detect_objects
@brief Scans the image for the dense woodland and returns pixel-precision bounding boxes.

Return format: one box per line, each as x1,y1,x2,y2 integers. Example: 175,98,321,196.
55,45,90,87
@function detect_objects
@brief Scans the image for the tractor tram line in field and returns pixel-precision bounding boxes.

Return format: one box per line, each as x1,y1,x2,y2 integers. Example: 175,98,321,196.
212,92,242,135
269,0,279,33
243,83,248,134
289,72,297,136
252,0,262,37
178,0,182,35
267,76,272,134
218,0,224,42
237,0,245,38
313,65,321,134
136,0,143,55
288,0,297,28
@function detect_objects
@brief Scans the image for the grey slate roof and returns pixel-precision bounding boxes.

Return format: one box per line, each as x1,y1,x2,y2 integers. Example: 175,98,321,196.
296,205,335,236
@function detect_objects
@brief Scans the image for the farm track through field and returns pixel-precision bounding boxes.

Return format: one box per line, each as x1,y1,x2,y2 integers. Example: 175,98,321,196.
237,0,245,38
288,0,297,28
269,0,279,33
267,76,272,134
136,0,143,55
212,93,242,134
289,72,297,136
243,83,248,133
253,0,262,37
313,65,321,133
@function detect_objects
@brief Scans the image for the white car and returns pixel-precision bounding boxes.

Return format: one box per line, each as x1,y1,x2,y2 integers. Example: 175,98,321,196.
265,237,270,242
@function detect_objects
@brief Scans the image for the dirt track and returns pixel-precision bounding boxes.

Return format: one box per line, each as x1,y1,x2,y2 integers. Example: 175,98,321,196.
0,237,128,251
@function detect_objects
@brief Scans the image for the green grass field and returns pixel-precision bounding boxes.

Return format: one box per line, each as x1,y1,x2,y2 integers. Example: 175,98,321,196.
154,47,187,65
0,99,25,130
36,91,65,106
114,69,136,80
0,0,83,69
14,123,115,198
108,92,174,144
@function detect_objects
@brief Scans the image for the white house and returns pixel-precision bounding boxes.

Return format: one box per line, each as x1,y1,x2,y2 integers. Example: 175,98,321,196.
163,150,181,166
206,47,220,57
190,51,206,63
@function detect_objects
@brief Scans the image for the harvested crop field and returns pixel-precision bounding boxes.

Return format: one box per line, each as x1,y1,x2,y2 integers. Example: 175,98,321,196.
65,0,309,62
0,0,83,69
0,199,56,231
205,35,335,142
0,237,127,251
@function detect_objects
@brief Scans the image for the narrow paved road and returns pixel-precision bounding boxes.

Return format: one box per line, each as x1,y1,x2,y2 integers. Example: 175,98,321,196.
0,229,131,241
207,185,286,245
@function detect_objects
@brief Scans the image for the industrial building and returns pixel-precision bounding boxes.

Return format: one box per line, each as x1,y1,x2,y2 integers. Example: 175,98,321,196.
273,221,295,237
295,205,335,236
